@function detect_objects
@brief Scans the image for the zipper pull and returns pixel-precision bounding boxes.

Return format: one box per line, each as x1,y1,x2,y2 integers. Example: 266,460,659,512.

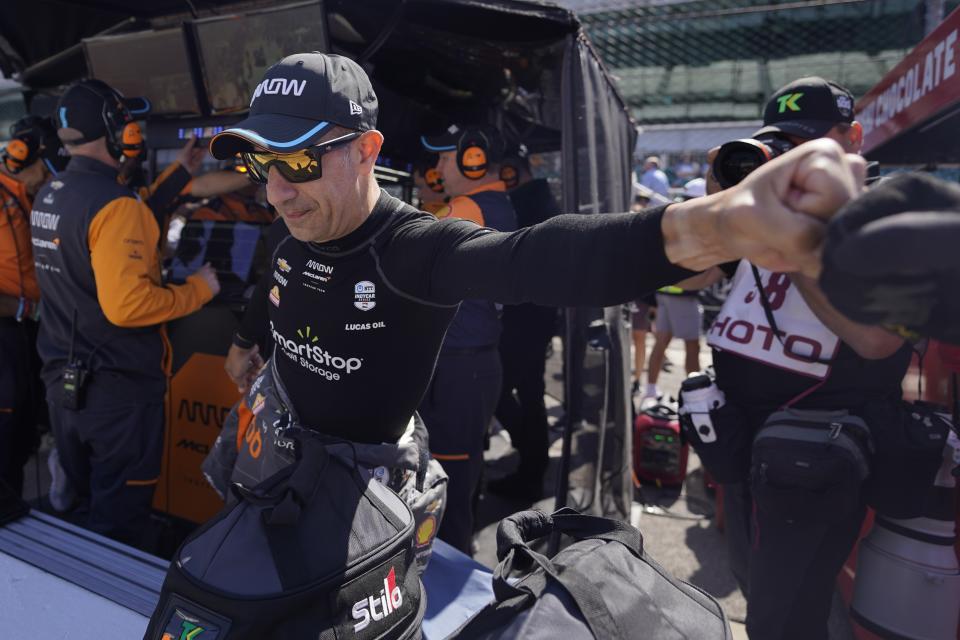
829,422,842,440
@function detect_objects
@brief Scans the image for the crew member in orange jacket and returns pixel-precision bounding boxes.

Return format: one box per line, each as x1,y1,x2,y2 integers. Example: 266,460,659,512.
0,116,58,496
31,80,221,545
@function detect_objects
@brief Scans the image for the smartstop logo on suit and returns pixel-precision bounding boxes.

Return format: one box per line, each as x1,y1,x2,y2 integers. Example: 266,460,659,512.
270,320,363,381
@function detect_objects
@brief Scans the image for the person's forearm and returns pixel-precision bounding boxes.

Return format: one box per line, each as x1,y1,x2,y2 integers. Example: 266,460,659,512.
237,268,270,347
661,195,736,271
428,206,699,307
672,266,724,291
190,171,250,199
791,273,904,359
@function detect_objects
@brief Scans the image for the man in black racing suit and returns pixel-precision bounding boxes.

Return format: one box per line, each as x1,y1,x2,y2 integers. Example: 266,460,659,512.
208,52,869,561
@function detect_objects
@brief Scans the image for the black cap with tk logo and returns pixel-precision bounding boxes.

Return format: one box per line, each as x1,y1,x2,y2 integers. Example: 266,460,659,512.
754,76,855,140
210,53,377,158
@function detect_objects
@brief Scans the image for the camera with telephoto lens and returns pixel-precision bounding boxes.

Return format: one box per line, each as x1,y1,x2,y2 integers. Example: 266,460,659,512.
712,133,796,189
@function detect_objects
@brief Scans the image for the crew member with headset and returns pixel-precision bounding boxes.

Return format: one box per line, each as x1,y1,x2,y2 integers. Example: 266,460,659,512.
487,151,561,502
31,79,220,546
702,78,910,640
0,115,61,496
417,123,518,553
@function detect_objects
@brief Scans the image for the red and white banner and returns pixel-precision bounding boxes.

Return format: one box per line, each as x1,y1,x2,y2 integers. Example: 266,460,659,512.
858,8,960,154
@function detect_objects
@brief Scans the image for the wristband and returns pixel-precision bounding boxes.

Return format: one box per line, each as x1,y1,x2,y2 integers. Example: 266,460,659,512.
232,332,256,349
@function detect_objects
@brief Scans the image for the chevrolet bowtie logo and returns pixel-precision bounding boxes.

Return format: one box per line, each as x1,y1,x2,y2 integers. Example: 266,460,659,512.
777,92,803,113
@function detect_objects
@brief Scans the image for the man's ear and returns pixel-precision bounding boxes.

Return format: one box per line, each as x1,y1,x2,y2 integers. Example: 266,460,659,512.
355,130,384,175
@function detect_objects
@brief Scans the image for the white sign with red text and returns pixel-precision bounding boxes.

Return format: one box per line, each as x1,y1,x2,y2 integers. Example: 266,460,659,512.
858,7,960,154
707,261,839,379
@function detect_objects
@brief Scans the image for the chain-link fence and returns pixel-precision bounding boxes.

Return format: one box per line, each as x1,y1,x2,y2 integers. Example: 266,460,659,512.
576,0,960,123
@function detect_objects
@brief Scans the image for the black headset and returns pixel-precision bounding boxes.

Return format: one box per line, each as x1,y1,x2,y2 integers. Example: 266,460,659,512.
67,80,137,160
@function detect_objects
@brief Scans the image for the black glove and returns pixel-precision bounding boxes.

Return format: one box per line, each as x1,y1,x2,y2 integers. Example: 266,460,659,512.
820,173,960,344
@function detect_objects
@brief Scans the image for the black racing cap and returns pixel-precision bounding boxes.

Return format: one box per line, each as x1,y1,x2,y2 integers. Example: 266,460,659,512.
420,124,505,161
55,79,149,144
753,76,855,139
210,53,377,158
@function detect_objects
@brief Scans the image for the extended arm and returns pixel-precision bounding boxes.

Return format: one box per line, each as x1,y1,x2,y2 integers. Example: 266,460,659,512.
791,272,904,359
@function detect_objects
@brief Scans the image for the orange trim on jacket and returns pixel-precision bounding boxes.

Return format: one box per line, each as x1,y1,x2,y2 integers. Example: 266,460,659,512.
0,172,39,300
87,196,213,327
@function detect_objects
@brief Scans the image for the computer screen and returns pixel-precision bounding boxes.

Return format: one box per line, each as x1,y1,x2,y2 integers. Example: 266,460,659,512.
83,28,201,116
192,1,328,114
169,220,265,303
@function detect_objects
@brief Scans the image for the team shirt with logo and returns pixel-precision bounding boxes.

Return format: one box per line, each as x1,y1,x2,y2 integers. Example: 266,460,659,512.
239,190,694,443
708,260,911,412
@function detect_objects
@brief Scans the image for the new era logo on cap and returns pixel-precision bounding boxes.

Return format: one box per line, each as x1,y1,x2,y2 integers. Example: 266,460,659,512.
210,53,378,158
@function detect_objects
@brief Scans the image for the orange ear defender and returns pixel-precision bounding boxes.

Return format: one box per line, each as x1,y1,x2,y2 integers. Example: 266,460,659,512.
424,167,444,192
456,129,490,180
121,122,144,159
3,138,33,173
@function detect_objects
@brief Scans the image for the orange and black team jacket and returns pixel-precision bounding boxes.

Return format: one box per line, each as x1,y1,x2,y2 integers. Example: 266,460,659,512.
0,172,39,304
31,156,213,406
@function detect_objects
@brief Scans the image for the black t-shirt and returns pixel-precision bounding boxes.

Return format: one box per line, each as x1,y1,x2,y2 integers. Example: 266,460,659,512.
239,190,694,443
709,260,911,419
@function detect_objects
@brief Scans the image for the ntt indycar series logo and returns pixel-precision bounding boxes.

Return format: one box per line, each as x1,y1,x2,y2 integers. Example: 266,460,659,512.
352,566,403,632
270,321,362,381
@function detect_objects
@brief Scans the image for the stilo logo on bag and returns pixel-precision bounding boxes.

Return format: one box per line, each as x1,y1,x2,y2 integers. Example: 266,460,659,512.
351,566,403,632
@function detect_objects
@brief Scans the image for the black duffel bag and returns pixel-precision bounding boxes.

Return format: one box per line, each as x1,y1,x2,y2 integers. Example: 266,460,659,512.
451,508,732,639
144,434,425,640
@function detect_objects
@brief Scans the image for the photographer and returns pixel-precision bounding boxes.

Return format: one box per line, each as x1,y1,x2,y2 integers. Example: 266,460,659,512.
703,78,910,640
